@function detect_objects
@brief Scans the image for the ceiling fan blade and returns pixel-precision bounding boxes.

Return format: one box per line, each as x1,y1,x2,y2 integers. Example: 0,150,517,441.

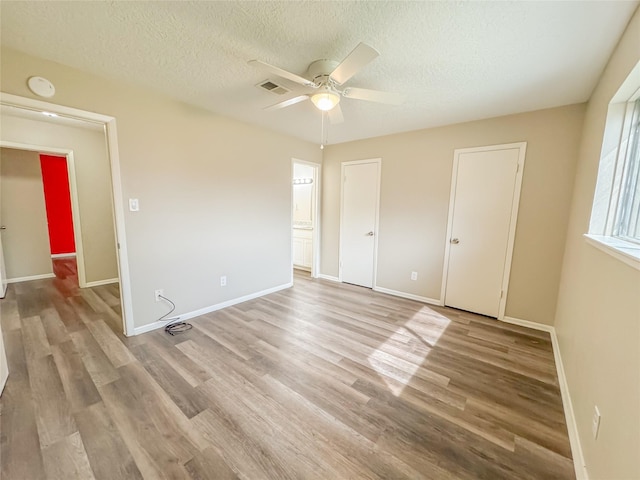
264,95,309,111
343,87,406,105
249,60,316,88
330,42,379,85
329,104,344,124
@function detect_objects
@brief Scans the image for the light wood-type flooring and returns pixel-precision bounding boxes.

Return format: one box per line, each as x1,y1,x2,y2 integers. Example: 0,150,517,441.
0,259,575,479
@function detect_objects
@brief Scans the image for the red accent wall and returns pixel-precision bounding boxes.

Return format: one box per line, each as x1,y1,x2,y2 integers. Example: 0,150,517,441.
40,155,76,255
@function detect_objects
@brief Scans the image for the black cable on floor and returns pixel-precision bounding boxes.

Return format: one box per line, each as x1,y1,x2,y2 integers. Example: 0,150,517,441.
157,294,193,336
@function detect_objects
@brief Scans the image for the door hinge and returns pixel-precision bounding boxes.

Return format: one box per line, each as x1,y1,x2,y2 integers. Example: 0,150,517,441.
117,242,120,249
516,163,520,173
500,290,504,298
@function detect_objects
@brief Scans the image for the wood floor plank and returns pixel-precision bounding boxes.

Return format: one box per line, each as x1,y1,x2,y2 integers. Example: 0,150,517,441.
69,328,120,387
21,315,52,361
97,374,194,480
85,319,136,368
51,340,102,412
26,353,78,448
130,342,210,418
41,431,95,480
0,330,47,480
0,263,575,480
40,307,72,346
146,333,212,387
183,447,239,480
74,402,144,480
0,299,20,331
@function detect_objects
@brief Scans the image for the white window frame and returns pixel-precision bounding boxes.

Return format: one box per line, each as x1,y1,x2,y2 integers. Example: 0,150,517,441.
586,61,640,271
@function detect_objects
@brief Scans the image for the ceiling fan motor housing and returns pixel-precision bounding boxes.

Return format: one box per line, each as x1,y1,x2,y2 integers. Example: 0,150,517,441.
306,59,340,86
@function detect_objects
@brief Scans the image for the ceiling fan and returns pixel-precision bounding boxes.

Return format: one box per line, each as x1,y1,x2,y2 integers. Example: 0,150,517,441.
249,42,405,124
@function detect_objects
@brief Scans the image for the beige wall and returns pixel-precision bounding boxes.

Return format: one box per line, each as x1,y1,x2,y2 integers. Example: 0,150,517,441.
0,148,52,280
554,7,640,479
322,104,585,324
0,115,118,284
1,47,321,329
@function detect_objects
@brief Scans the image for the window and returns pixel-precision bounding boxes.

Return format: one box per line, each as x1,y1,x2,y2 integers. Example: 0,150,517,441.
586,61,640,269
614,98,640,244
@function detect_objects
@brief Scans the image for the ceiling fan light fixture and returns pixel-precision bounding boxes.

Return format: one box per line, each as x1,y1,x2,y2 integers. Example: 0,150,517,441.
311,90,341,111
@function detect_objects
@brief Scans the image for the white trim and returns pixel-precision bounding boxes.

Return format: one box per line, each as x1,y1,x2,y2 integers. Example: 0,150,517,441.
500,315,554,332
550,328,588,480
84,277,119,287
500,316,587,480
104,118,134,337
373,286,442,306
6,273,55,283
1,93,134,337
132,282,293,336
51,253,76,258
317,273,340,282
339,158,382,287
583,234,640,271
441,142,527,320
66,151,86,286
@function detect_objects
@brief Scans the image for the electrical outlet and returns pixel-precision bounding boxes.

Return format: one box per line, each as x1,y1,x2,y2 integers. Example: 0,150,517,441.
411,271,418,281
592,406,601,439
155,289,163,302
220,276,227,287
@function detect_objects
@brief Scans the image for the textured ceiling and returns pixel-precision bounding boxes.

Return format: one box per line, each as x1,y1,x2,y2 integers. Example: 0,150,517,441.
1,1,637,145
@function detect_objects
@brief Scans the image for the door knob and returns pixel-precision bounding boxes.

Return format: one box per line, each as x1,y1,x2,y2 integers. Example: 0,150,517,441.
450,238,459,244
0,226,6,230
366,231,374,236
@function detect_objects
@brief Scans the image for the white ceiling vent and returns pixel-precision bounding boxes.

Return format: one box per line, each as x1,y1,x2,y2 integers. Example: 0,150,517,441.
257,80,290,95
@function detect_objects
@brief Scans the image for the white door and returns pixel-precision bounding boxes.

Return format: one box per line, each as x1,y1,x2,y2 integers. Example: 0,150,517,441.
444,144,525,318
340,160,380,288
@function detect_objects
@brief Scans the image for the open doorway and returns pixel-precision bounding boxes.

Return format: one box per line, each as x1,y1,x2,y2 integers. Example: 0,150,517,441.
1,148,78,286
292,159,320,279
0,145,117,289
0,93,133,336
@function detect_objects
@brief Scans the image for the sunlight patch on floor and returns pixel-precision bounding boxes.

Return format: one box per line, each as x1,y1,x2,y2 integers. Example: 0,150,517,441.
367,307,451,396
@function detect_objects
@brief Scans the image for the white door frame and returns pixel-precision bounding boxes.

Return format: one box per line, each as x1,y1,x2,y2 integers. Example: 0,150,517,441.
291,158,321,279
441,142,526,320
0,92,134,337
0,142,88,285
339,158,382,285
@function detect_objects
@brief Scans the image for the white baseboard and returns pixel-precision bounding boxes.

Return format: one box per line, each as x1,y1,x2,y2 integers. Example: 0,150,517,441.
132,281,293,336
501,315,555,332
500,316,587,480
84,278,119,288
317,273,340,282
550,328,588,480
373,286,442,306
51,253,76,258
6,273,55,284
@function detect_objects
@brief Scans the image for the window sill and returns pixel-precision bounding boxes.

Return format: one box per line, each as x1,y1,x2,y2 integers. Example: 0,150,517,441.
584,234,640,271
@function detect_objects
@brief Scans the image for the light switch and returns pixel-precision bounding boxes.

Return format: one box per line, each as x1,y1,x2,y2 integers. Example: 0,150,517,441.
129,198,139,212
